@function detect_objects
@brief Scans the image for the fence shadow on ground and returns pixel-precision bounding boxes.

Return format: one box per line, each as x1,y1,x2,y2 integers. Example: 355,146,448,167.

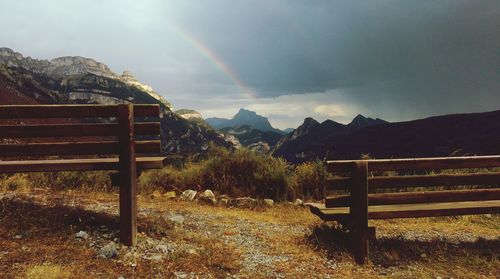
306,223,499,267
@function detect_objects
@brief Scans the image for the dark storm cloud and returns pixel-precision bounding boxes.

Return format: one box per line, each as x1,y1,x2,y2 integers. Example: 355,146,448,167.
176,0,500,117
0,0,498,126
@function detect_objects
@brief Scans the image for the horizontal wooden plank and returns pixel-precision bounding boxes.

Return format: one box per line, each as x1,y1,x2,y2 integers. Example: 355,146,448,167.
0,122,160,138
328,155,500,172
309,200,500,221
0,140,160,156
369,172,500,189
0,157,168,173
134,122,160,136
134,104,160,117
326,172,500,191
0,104,159,119
326,188,500,207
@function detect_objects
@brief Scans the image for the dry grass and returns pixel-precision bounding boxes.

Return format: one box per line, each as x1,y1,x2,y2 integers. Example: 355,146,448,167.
23,263,71,279
1,188,499,278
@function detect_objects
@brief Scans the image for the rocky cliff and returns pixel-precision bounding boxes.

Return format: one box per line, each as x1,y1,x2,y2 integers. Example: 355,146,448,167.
206,108,284,134
0,48,231,154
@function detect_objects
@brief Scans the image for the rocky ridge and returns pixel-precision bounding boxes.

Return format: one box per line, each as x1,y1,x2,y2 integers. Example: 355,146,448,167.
272,115,388,162
0,47,232,154
0,47,171,108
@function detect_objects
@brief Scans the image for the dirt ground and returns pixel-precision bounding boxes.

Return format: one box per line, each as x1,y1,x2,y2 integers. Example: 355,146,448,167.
0,189,498,278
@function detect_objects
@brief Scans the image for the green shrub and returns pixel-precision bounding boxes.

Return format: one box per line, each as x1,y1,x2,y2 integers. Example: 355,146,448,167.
140,146,290,201
290,160,328,200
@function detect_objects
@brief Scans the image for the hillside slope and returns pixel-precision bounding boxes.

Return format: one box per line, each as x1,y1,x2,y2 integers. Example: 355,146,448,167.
273,115,387,162
0,48,231,154
273,111,500,162
333,110,500,159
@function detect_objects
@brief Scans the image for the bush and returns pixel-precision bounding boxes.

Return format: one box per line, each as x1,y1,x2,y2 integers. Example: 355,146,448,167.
140,146,290,201
290,160,328,200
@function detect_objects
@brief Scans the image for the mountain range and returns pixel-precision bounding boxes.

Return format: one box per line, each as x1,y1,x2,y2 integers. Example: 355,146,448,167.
0,47,231,154
273,115,388,162
205,108,289,151
2,47,498,162
273,111,500,162
206,108,286,134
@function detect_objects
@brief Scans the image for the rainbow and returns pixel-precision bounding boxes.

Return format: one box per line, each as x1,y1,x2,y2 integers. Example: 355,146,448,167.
171,24,257,99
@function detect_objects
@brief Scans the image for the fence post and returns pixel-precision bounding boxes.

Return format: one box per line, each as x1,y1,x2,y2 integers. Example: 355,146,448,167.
350,160,369,264
117,104,137,246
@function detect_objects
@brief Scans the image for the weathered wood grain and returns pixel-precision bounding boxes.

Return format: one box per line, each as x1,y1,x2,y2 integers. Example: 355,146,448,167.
326,188,500,207
0,104,159,118
328,155,500,172
0,122,159,138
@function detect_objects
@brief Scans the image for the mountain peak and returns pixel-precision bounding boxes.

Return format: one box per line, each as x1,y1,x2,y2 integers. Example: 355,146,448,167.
348,114,388,130
352,114,366,120
303,117,319,127
235,108,257,116
206,108,281,133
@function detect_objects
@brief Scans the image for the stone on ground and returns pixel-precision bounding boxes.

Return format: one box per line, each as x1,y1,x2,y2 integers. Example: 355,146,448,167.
97,241,118,259
263,199,274,207
163,191,176,199
198,189,216,205
180,189,197,201
75,231,89,240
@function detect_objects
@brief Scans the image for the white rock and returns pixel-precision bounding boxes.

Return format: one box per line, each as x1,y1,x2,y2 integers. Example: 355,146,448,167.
97,241,118,259
75,231,89,240
263,199,274,207
198,190,216,205
156,244,171,254
150,190,161,199
164,191,176,199
294,199,304,206
180,190,197,201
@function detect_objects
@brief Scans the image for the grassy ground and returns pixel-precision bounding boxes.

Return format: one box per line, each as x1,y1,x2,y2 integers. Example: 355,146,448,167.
0,188,498,278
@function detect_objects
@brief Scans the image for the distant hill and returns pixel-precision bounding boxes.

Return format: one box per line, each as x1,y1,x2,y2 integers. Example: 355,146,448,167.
206,108,285,134
0,47,232,154
272,115,388,162
220,125,283,152
205,117,229,129
205,108,287,151
333,110,500,160
273,111,500,162
282,128,294,134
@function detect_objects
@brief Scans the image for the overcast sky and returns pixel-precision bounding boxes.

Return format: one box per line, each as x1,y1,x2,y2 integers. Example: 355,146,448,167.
1,0,499,129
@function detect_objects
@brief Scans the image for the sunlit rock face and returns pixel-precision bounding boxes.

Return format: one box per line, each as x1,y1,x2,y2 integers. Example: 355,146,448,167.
120,70,171,108
0,47,233,154
0,47,171,109
175,109,204,121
